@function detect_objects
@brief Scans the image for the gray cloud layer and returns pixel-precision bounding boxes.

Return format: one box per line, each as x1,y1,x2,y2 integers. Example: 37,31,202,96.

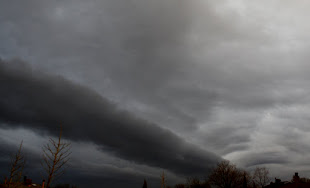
3,0,310,186
0,59,219,178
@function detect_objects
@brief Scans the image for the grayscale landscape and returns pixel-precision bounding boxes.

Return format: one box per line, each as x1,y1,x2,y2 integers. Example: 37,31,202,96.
1,1,310,188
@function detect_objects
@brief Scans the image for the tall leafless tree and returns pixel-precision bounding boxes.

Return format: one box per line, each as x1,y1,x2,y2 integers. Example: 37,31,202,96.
161,171,167,188
42,127,71,188
253,167,270,188
208,160,248,188
8,140,26,188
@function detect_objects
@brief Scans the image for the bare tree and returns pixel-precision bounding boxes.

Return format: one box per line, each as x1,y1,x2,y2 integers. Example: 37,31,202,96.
42,127,71,188
208,160,246,188
186,177,209,188
252,167,270,188
8,140,26,187
161,171,167,188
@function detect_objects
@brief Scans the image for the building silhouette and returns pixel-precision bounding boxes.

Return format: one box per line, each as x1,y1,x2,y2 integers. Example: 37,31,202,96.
264,172,310,188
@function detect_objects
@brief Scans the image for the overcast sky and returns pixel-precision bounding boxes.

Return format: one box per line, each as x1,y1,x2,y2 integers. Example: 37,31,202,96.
1,0,310,187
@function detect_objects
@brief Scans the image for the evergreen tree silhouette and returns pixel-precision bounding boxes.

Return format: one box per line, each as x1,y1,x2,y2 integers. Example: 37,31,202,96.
143,179,147,188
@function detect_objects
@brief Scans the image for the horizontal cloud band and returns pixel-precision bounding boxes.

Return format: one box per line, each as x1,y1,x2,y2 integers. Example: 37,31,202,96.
0,58,220,176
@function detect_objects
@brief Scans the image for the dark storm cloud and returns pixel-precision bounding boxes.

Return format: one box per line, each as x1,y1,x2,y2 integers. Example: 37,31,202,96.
0,59,220,177
3,0,310,183
0,0,228,133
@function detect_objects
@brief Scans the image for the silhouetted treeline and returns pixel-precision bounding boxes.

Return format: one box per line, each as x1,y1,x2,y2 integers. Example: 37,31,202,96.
143,160,272,188
142,160,310,188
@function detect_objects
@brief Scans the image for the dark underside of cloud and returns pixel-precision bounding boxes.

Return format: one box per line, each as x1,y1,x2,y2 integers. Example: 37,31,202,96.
0,58,220,177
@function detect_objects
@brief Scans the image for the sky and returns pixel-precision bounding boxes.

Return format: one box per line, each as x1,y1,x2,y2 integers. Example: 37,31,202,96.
1,0,310,187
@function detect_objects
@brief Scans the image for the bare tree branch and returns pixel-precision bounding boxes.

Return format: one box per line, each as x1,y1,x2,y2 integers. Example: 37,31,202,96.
160,171,167,188
8,140,26,188
208,160,250,188
253,167,270,188
41,126,71,188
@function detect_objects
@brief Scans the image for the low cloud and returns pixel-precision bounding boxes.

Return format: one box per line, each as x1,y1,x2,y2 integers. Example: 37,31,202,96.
0,59,220,178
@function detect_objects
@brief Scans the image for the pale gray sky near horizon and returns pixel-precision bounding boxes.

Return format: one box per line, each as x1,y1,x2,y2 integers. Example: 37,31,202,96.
1,0,310,187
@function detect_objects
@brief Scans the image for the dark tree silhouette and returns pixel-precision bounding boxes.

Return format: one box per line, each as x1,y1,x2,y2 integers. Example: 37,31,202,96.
8,140,25,187
143,179,147,188
242,172,247,188
186,177,200,188
42,126,71,188
253,167,270,188
161,171,167,188
208,160,247,188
